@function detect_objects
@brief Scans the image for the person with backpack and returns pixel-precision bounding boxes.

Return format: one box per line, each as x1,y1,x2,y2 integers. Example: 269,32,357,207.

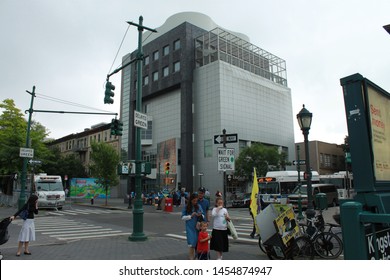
10,194,38,257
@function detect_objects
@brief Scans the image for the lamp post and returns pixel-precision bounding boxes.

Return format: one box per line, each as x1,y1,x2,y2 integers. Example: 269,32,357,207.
296,104,315,219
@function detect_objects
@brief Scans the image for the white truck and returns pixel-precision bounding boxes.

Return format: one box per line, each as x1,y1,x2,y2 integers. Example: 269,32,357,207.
34,174,65,210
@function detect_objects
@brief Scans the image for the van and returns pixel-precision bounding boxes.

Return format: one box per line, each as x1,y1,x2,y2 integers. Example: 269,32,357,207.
287,184,339,210
34,174,65,210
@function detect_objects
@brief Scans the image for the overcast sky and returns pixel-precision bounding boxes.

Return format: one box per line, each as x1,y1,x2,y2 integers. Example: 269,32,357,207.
1,0,389,145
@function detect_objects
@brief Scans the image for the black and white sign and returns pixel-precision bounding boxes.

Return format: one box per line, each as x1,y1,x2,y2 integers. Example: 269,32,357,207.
134,110,148,129
293,160,306,165
19,148,34,158
214,133,238,144
217,148,235,171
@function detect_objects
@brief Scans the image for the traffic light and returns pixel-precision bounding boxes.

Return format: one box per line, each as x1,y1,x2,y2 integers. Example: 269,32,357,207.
110,119,123,136
164,162,170,174
104,81,115,104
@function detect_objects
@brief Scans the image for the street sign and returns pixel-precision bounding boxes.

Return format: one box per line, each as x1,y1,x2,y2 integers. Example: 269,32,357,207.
293,160,306,165
134,110,148,129
217,147,235,171
214,133,238,144
29,159,42,165
19,148,34,158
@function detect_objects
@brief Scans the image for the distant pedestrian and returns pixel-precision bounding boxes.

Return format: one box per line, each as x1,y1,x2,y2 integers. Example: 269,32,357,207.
181,193,204,260
197,187,210,223
10,194,39,257
197,221,211,260
210,197,230,260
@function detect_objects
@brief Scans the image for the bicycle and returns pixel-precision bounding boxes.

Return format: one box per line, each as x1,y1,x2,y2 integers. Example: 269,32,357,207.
299,210,343,259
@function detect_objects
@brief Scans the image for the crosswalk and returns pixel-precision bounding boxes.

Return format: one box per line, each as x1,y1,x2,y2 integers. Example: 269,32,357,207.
13,216,129,241
43,208,128,217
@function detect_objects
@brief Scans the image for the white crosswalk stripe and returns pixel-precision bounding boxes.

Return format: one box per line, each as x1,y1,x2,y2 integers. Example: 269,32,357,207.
43,208,127,217
13,216,129,241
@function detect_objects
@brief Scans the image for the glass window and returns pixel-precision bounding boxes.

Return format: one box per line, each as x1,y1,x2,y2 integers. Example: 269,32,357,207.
143,75,149,86
163,45,169,56
153,71,158,81
173,61,180,72
174,39,181,50
204,139,212,158
163,66,169,77
144,55,149,66
153,50,159,61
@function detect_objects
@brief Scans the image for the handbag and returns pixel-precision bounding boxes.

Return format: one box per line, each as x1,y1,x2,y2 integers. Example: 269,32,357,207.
19,204,29,220
227,220,238,240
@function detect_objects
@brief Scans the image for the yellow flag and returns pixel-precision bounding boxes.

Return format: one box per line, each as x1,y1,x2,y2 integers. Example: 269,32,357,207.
250,168,259,222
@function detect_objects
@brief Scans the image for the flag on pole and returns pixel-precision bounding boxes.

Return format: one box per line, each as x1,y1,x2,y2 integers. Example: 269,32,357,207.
250,168,259,231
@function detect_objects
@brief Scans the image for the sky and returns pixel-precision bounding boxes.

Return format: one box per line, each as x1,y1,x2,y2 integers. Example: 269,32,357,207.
1,0,389,145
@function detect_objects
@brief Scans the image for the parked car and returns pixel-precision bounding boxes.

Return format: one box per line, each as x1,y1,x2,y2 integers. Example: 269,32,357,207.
287,184,339,210
232,193,251,208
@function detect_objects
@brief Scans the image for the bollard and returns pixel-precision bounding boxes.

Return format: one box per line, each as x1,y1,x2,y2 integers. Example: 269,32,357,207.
91,198,94,205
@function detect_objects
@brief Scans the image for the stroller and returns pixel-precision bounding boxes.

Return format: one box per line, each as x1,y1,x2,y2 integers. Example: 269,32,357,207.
0,217,12,260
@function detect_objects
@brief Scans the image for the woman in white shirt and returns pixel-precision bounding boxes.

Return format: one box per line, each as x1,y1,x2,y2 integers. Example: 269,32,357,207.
210,197,230,260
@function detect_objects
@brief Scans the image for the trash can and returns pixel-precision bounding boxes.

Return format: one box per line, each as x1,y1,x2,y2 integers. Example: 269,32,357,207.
165,197,173,212
315,193,327,210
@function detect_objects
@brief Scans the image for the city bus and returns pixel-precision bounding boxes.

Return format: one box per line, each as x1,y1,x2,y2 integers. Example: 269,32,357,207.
258,170,320,205
319,171,354,199
34,174,65,210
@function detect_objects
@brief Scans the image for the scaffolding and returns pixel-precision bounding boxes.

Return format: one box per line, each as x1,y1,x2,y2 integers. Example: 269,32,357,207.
195,28,287,87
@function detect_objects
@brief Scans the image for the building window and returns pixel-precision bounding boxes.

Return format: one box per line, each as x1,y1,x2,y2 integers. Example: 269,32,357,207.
173,61,180,72
174,39,181,50
144,55,149,66
153,50,159,61
163,66,169,77
204,139,212,158
163,45,169,56
152,71,158,81
143,75,149,86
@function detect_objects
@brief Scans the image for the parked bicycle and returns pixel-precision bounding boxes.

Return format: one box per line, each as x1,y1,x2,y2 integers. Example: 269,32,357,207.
299,210,343,259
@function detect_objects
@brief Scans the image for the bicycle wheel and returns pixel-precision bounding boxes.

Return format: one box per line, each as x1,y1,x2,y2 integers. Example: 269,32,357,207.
258,236,267,254
290,236,314,260
313,232,343,259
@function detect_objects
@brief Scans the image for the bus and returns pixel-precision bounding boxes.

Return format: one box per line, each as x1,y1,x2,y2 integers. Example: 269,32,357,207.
258,170,320,205
319,171,354,199
34,174,65,210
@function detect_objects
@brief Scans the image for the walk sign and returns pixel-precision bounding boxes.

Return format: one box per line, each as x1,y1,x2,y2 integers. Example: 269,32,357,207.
217,148,235,171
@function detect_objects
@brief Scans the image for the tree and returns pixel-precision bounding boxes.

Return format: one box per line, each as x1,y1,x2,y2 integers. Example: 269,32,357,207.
234,143,289,181
0,99,27,174
89,142,120,205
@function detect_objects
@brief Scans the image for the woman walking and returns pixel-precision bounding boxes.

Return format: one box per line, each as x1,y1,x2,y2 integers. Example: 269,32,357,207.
210,197,230,260
181,193,204,259
10,194,39,256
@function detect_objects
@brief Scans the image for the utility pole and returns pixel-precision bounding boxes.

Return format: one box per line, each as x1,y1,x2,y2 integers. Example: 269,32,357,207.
128,16,157,241
19,86,35,210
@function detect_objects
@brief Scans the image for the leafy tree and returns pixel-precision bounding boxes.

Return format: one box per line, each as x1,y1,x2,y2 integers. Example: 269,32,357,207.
0,99,27,174
89,142,119,205
234,143,289,181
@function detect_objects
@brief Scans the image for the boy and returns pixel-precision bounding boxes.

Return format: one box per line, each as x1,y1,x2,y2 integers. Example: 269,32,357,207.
197,221,211,260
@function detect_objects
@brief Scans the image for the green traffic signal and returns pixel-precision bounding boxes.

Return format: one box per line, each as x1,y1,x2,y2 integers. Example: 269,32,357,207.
110,118,123,136
104,81,115,104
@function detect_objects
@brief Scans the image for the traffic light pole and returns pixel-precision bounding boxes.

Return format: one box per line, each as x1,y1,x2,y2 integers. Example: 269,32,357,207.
19,86,36,210
128,16,157,242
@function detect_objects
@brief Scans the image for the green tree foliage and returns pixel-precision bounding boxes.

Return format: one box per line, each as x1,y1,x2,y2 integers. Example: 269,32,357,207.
234,143,289,180
0,99,27,174
89,142,119,205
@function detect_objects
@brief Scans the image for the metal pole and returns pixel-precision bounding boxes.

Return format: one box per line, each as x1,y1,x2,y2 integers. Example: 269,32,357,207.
296,145,304,220
222,129,227,206
18,86,35,210
129,16,147,241
303,130,315,219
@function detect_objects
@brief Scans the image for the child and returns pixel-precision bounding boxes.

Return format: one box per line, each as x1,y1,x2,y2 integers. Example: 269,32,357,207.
197,221,211,260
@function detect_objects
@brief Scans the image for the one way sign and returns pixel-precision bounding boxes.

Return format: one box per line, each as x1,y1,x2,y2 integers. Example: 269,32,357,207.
214,133,238,144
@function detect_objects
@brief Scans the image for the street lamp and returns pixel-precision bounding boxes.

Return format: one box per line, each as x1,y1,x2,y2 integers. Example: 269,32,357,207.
296,104,315,219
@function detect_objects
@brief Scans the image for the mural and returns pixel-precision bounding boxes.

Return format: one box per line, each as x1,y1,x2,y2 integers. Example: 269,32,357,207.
69,178,110,199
